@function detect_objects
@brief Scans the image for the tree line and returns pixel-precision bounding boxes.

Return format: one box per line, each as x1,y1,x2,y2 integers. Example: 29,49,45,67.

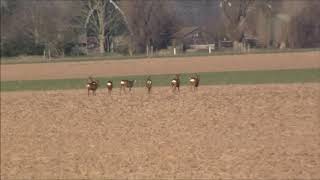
1,0,319,58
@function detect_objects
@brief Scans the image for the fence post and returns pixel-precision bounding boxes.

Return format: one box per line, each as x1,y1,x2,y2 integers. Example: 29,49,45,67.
43,50,46,60
151,45,153,56
48,49,51,60
146,45,149,56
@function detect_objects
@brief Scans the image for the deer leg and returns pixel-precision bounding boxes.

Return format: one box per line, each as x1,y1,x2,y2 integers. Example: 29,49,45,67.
121,86,126,94
172,84,176,93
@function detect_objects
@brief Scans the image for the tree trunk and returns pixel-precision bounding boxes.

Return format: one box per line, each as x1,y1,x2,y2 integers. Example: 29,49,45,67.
128,36,134,56
98,7,105,54
98,34,105,54
233,41,240,51
34,27,40,44
106,35,110,52
48,48,51,60
43,49,46,59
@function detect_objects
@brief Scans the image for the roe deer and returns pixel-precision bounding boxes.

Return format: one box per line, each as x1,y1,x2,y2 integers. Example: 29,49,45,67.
145,76,152,94
171,74,180,92
189,73,200,91
120,80,136,94
106,80,113,95
86,76,99,96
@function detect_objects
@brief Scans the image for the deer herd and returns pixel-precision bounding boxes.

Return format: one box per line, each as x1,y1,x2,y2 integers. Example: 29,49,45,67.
86,74,200,96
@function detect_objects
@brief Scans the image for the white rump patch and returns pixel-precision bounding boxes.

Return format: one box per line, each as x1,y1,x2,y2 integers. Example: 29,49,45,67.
107,82,112,86
172,80,177,83
86,84,90,88
120,81,126,85
190,79,196,82
147,80,152,85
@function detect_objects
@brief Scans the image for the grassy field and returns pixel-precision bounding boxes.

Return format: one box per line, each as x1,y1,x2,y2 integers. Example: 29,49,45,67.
1,68,319,92
1,48,319,65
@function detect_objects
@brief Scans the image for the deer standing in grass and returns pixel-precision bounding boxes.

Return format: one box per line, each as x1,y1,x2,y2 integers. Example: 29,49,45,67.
86,76,99,96
120,80,136,94
189,73,200,91
145,76,152,94
106,80,113,95
171,74,180,92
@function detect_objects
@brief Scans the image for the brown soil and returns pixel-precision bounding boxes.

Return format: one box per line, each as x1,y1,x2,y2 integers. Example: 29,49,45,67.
1,84,320,179
1,52,320,81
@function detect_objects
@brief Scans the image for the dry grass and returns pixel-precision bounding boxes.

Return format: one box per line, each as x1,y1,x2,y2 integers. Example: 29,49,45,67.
1,84,320,179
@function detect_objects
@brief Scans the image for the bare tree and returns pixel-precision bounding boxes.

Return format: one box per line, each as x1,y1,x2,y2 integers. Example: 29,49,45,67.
288,1,320,48
219,0,254,41
219,0,272,43
81,0,128,54
83,0,108,54
121,0,178,54
2,0,81,58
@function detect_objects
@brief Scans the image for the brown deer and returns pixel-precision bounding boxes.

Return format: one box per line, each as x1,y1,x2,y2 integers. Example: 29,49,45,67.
145,76,152,94
189,73,200,91
106,80,113,95
86,76,99,96
171,74,180,92
120,79,136,94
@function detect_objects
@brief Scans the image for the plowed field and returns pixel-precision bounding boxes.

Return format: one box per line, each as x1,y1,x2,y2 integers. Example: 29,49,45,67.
1,52,320,179
1,84,320,179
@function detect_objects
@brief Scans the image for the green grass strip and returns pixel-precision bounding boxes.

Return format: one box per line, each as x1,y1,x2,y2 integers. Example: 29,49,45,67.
1,68,319,92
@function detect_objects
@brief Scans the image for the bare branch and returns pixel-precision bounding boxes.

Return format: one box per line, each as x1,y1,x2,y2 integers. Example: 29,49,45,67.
109,0,132,36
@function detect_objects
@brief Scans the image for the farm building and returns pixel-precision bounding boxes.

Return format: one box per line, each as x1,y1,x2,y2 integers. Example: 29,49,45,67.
171,26,215,52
